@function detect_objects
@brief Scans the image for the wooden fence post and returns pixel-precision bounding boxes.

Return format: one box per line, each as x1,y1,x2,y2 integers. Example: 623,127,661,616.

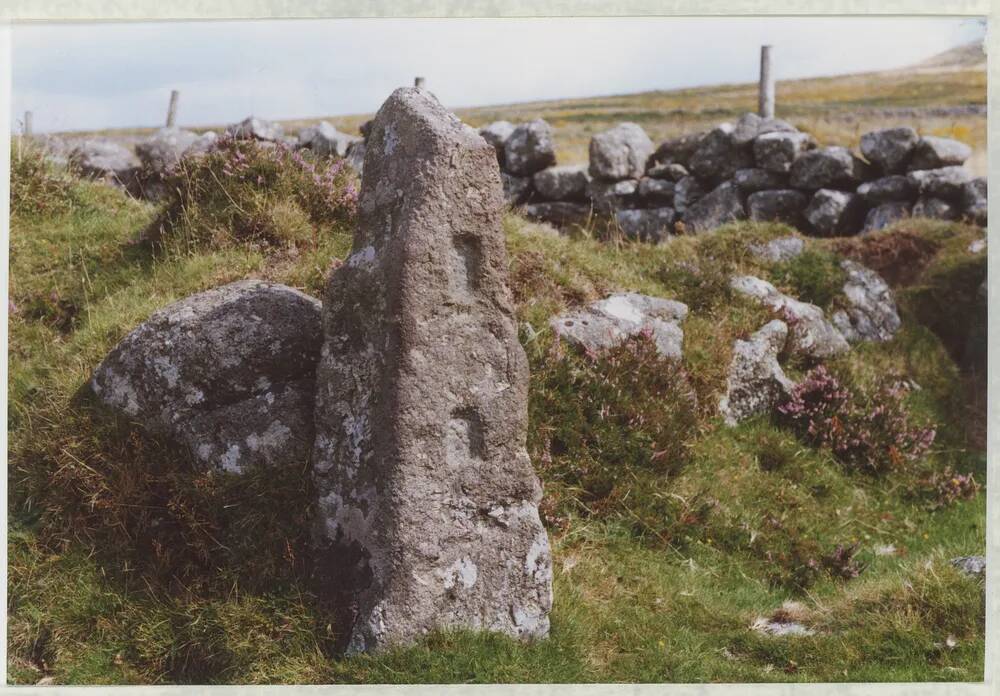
23,110,33,137
758,45,775,118
166,90,180,127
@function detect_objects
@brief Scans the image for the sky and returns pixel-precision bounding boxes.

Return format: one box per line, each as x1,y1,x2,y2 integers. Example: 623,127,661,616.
10,16,986,134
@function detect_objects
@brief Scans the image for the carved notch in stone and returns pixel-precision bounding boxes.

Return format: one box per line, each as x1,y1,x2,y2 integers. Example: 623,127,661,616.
311,87,553,653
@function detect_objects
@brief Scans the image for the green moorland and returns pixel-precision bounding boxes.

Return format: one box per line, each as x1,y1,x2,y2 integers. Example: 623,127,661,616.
7,139,986,684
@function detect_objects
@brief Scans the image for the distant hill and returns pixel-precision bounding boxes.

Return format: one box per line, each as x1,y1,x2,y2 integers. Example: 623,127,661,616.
912,40,986,70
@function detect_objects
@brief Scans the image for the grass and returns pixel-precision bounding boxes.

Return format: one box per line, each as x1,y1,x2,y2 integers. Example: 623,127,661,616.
7,141,987,684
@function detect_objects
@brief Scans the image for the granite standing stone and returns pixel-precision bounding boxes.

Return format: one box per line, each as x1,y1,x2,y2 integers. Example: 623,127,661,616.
311,88,552,654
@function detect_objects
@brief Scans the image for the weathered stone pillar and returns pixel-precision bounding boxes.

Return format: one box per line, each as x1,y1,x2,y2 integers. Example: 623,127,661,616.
311,87,552,653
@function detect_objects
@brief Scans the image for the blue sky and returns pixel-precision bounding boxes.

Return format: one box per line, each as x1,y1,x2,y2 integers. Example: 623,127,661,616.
11,16,985,134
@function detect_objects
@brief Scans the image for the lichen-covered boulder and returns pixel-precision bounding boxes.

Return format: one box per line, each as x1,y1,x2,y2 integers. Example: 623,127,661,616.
908,135,972,170
830,260,901,343
226,116,285,142
753,131,813,173
504,119,557,176
804,189,866,236
719,320,795,425
90,280,322,474
862,201,911,234
588,123,654,181
950,555,985,578
135,127,210,173
747,189,808,226
345,140,366,174
907,166,972,202
682,181,746,234
859,127,918,174
551,293,688,360
298,121,361,157
733,168,788,193
532,165,590,202
615,207,676,243
688,124,754,183
856,175,914,204
790,146,867,190
312,87,552,653
731,275,849,359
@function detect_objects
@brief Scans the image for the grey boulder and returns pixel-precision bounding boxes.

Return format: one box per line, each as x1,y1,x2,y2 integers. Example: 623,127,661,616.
479,120,515,164
950,556,985,578
648,132,706,168
532,165,590,202
688,124,754,183
646,162,689,181
747,189,808,226
731,112,797,146
502,172,534,206
719,320,795,426
907,166,972,202
69,139,141,187
90,280,322,474
733,168,788,194
589,123,654,181
859,127,918,174
588,178,638,213
673,176,706,214
961,177,987,226
790,146,867,190
523,201,590,227
857,175,914,204
912,196,958,221
908,135,972,170
830,260,901,343
345,140,366,174
682,181,746,234
731,275,849,359
805,189,866,236
135,127,206,173
504,119,557,176
551,292,688,360
748,236,805,263
227,116,285,142
636,177,675,206
753,131,813,173
298,121,361,157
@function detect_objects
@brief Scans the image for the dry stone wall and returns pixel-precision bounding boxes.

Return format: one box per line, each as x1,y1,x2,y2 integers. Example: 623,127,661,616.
481,112,986,241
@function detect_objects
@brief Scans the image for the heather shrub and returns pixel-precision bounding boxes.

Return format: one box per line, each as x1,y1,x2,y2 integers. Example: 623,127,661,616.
777,366,936,476
914,467,980,510
528,331,700,542
143,136,358,250
10,142,80,217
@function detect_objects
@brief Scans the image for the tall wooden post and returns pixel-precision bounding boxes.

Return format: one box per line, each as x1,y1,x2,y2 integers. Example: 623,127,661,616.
23,110,33,136
758,45,775,119
166,89,180,127
414,76,426,89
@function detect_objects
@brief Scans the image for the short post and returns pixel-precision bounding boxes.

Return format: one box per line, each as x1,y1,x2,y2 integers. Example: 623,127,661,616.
23,110,33,137
758,45,775,118
414,76,426,89
166,89,180,127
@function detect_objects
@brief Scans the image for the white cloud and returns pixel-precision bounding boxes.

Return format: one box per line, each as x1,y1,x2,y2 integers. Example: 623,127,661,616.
11,16,984,133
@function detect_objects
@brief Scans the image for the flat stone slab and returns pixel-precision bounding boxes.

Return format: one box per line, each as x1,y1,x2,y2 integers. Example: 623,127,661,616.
550,292,688,360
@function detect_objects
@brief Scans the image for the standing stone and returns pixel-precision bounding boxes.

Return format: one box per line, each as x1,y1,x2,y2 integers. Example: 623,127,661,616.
859,127,918,174
504,119,557,176
588,123,654,181
311,88,552,654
